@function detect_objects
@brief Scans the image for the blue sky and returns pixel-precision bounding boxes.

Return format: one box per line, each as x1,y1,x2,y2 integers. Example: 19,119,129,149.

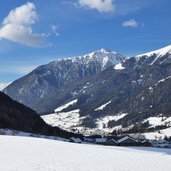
0,0,171,84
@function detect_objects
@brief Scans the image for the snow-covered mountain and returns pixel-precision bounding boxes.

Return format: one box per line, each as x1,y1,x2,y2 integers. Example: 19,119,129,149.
136,45,171,65
62,48,125,70
3,49,125,111
41,45,171,135
136,45,171,58
4,45,171,136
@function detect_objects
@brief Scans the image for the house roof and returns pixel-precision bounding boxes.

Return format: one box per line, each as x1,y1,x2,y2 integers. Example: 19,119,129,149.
118,136,137,143
106,139,118,144
84,137,93,141
140,140,150,143
70,137,82,143
95,138,107,143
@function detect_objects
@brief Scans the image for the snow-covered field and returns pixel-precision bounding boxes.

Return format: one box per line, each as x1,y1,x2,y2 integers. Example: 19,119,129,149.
42,110,82,129
143,116,171,128
142,127,171,140
0,135,171,171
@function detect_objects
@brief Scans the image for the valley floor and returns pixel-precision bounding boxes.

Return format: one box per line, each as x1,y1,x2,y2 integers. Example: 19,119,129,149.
0,135,171,171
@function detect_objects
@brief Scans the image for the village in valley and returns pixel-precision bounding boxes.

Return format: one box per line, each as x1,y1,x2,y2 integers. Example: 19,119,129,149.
70,135,171,148
1,128,171,148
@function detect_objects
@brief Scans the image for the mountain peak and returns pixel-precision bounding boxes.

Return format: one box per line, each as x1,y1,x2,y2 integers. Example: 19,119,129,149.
92,48,118,55
136,45,171,58
82,49,125,68
56,49,125,67
99,48,111,53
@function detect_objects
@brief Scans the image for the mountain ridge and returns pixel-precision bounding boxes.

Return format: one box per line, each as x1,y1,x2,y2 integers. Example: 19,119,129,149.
3,49,125,110
136,45,171,58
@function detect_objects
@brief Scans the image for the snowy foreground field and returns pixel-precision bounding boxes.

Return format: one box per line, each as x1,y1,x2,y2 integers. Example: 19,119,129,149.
0,135,171,171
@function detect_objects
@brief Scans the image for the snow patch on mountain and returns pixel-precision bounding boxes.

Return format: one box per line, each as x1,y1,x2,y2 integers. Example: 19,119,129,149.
54,99,78,113
95,100,111,111
155,75,171,86
114,63,125,70
96,113,128,130
79,82,92,94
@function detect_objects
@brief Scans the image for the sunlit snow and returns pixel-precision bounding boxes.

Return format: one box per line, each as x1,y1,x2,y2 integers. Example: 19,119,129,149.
0,135,171,171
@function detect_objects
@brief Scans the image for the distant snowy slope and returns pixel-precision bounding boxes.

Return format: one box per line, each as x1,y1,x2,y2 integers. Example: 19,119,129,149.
135,45,171,65
54,99,78,113
0,135,171,171
136,45,171,58
42,110,81,129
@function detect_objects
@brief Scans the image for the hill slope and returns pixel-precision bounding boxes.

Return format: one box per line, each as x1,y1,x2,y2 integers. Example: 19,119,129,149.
0,91,48,134
0,92,81,138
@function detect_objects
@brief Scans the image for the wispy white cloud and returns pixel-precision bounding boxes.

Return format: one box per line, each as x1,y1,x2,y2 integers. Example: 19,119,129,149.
122,19,138,28
0,2,46,47
51,25,59,36
78,0,115,13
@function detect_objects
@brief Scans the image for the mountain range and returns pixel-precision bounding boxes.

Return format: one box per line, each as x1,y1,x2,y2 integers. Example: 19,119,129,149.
3,45,171,135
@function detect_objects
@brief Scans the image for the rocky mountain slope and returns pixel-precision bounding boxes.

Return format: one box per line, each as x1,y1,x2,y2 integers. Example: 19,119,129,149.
41,45,171,135
3,49,125,111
